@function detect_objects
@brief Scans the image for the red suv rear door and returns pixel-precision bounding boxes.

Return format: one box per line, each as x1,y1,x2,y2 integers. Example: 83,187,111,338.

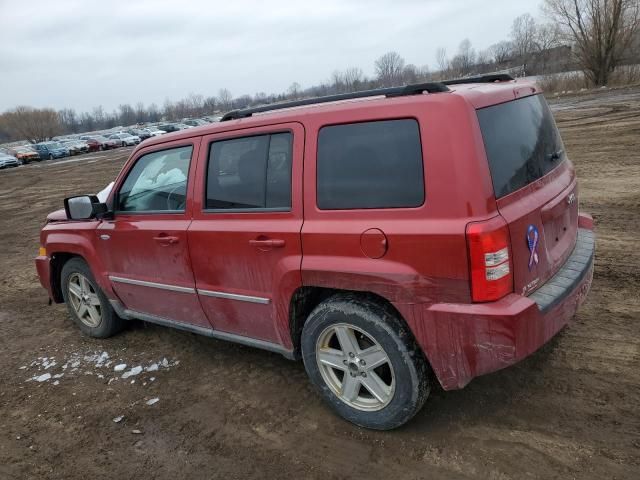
188,122,304,345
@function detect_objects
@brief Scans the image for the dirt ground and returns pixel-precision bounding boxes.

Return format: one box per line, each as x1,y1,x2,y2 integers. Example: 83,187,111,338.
0,87,639,480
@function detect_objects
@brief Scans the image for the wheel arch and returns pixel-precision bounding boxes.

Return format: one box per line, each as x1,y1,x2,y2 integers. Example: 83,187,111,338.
49,252,81,303
288,286,426,363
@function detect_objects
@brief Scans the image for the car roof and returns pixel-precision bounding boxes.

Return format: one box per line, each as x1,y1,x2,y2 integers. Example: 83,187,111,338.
139,79,539,150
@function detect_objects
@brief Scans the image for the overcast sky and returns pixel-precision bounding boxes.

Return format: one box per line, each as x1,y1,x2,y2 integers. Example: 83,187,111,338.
0,0,542,113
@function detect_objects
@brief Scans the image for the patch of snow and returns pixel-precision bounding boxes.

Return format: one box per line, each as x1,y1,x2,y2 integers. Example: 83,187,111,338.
122,366,143,379
53,380,60,386
146,363,159,372
146,397,159,406
114,364,127,372
113,415,124,423
34,373,51,382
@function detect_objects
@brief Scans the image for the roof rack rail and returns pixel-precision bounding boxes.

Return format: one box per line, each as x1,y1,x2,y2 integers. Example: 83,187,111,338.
442,73,514,85
220,82,450,121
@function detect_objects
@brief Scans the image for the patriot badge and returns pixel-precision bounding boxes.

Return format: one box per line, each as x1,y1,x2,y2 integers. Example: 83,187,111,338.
527,224,539,270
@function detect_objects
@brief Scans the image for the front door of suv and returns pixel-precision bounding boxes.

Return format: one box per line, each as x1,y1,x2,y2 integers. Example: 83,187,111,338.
188,123,304,345
97,140,210,329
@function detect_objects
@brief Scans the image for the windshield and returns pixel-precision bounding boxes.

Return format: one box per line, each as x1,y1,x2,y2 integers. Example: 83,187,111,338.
477,94,565,198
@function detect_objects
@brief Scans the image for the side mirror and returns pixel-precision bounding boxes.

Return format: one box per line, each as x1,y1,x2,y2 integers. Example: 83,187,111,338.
64,195,109,220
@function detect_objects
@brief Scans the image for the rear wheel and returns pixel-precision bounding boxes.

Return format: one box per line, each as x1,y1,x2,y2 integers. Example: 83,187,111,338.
61,258,124,338
301,294,430,430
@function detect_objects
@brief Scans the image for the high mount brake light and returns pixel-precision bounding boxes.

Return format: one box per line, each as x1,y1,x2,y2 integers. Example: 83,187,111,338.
466,216,513,302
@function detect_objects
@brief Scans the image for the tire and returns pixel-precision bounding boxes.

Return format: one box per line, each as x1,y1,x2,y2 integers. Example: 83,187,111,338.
301,294,430,430
60,258,125,338
48,154,53,160
122,141,126,147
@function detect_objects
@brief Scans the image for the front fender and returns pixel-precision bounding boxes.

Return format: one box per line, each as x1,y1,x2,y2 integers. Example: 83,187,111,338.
42,222,115,299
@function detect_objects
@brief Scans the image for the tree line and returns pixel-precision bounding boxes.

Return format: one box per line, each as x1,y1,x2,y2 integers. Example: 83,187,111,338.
1,0,638,144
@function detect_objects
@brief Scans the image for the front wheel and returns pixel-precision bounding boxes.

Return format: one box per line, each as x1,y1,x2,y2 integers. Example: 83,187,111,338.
48,154,53,160
301,294,430,430
60,258,125,338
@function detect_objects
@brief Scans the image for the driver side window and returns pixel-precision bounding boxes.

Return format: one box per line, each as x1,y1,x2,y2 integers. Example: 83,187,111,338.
117,145,193,213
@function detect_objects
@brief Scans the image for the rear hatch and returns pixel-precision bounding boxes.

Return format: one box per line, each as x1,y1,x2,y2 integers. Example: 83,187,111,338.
477,94,578,296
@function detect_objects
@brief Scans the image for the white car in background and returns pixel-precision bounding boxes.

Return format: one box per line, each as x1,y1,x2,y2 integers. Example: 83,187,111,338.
145,128,166,137
0,152,20,169
108,133,140,147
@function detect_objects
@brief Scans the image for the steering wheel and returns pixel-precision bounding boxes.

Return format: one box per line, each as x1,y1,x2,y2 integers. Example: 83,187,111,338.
166,184,186,210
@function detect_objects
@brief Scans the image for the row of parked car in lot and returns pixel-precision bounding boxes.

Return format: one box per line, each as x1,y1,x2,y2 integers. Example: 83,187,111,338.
0,117,221,169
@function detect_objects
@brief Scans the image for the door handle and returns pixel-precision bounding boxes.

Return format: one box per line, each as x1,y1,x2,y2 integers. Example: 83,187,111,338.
153,235,179,246
249,238,286,248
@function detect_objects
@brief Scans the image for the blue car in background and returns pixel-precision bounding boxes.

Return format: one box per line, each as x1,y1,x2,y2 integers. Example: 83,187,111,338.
33,142,69,160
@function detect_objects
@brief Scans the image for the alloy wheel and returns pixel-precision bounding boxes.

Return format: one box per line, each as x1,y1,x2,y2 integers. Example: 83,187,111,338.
315,323,395,411
67,273,102,327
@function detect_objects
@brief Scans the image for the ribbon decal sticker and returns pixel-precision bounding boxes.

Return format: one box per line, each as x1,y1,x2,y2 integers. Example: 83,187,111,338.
527,224,539,270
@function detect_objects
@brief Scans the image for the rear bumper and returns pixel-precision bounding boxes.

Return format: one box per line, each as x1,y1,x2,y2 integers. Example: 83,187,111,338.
417,227,594,391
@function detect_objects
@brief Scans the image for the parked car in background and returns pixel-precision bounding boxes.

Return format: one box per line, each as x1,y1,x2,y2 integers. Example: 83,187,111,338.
9,145,41,163
61,140,89,155
33,142,68,160
83,138,102,152
145,127,166,137
80,135,119,150
0,152,20,169
127,128,151,140
108,133,140,147
156,123,190,133
183,118,208,127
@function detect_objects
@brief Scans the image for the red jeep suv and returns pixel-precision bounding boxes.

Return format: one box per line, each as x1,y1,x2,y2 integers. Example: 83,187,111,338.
36,74,594,429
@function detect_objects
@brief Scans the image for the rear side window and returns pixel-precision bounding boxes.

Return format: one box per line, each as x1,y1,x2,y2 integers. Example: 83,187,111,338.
317,119,424,209
205,132,292,210
477,94,565,198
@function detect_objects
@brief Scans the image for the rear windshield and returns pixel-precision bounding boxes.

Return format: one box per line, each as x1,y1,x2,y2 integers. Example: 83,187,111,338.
477,94,565,198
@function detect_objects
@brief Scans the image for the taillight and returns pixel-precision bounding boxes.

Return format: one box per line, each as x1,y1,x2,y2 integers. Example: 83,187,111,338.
466,216,513,302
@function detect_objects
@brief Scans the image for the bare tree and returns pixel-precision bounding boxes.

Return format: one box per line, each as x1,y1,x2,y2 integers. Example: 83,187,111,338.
417,64,432,81
203,96,217,114
544,0,640,85
374,51,405,87
218,88,233,111
402,64,418,84
0,106,61,143
435,47,449,76
489,40,514,64
343,67,364,91
450,38,476,76
287,82,302,100
118,104,136,126
58,108,78,133
476,49,491,71
511,13,538,59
